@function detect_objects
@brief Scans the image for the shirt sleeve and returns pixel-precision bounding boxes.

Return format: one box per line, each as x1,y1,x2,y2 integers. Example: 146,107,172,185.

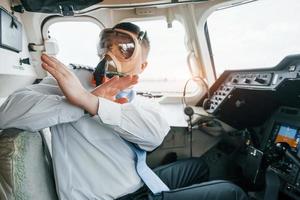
0,77,85,132
97,97,170,151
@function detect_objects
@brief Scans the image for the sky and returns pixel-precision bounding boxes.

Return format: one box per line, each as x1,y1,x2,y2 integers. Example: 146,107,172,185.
207,0,300,76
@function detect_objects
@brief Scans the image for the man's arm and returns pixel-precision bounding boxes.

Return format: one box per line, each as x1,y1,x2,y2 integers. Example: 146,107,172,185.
40,54,139,115
40,54,170,150
98,97,170,151
0,78,85,132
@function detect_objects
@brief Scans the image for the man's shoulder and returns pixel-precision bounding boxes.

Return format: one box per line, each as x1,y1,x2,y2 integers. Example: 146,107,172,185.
68,63,94,90
132,93,162,108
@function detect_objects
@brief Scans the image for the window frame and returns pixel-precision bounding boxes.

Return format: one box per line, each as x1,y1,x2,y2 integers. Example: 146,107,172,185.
41,16,202,103
42,16,104,41
204,22,217,80
41,16,104,69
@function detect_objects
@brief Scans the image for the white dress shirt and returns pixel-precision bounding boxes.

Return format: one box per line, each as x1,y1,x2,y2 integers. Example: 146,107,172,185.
0,68,170,200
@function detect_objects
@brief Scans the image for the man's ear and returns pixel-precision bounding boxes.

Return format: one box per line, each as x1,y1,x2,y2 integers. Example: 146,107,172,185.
141,61,148,72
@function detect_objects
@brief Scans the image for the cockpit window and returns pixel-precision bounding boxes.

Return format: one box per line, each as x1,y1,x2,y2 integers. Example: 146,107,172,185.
207,0,300,77
48,19,196,96
130,20,197,96
48,21,101,67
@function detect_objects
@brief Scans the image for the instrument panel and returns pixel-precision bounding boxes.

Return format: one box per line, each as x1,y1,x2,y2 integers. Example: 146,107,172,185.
207,65,300,114
201,55,300,128
200,55,300,199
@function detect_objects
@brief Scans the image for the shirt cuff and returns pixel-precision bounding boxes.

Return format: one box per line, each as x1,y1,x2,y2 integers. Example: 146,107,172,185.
97,97,122,126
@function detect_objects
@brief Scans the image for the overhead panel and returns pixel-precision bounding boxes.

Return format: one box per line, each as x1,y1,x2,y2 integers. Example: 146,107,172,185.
18,0,208,14
20,0,104,14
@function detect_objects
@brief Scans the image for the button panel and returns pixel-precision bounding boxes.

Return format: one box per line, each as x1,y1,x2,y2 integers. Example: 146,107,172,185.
227,73,273,86
207,85,233,113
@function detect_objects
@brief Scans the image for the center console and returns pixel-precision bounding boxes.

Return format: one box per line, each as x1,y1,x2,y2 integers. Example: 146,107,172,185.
262,107,300,198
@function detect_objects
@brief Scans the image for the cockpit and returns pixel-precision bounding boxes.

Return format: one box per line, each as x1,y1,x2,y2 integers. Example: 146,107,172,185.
0,0,300,200
196,55,300,199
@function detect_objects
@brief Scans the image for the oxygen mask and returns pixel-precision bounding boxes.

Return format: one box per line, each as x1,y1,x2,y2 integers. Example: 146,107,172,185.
97,28,147,76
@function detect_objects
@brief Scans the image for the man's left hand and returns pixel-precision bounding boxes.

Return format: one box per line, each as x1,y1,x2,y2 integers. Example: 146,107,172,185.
91,75,138,101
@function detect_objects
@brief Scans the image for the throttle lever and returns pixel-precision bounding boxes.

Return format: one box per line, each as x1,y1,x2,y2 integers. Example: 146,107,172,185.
275,142,300,167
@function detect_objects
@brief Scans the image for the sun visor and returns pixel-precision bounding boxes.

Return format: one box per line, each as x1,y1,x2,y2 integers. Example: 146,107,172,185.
20,0,103,14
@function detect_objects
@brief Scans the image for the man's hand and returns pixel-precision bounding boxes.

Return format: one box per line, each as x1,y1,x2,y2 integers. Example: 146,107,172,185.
91,75,138,101
41,54,98,115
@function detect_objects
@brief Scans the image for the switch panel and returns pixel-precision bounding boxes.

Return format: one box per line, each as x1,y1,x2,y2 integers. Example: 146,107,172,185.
227,73,273,86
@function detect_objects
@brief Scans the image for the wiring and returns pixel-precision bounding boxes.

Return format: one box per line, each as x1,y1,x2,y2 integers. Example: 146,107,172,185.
181,75,210,107
182,75,211,158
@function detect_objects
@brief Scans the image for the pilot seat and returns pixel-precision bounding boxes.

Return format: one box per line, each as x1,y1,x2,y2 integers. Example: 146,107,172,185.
0,129,58,200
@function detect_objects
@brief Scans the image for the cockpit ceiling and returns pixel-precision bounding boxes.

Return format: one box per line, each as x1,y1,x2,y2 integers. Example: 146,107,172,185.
92,0,206,6
17,0,209,14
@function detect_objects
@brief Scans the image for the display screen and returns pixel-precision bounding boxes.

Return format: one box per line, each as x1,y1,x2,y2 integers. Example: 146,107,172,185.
275,124,300,154
0,7,22,52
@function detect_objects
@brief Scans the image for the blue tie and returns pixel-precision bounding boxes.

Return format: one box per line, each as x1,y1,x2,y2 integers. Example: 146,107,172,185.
128,143,170,194
117,89,170,194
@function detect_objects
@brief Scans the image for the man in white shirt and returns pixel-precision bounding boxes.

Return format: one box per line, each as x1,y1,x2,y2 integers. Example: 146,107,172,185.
0,22,247,200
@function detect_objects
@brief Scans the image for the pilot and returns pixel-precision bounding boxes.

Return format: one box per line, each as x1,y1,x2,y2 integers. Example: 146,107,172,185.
0,22,248,200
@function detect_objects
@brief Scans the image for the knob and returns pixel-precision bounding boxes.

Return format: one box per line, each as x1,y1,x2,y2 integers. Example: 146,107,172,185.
244,78,251,84
19,58,30,65
254,77,266,84
232,79,238,84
